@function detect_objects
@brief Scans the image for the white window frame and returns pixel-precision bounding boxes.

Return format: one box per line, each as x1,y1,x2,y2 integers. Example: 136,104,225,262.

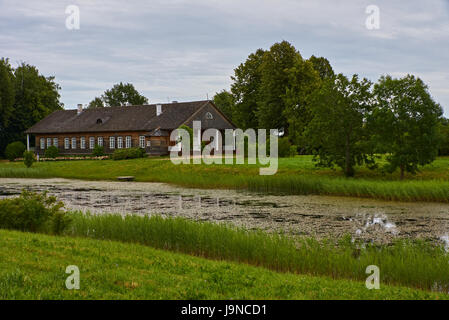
80,137,86,149
40,138,45,150
98,137,103,147
139,136,145,149
125,136,132,148
53,138,59,148
89,137,95,149
117,137,123,149
109,137,115,149
71,137,77,149
47,138,52,148
64,138,70,150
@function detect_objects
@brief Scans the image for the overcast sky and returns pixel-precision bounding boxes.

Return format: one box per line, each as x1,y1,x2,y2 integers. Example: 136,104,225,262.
1,0,448,114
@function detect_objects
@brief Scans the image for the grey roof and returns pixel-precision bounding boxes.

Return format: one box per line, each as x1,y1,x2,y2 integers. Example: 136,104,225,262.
25,101,216,134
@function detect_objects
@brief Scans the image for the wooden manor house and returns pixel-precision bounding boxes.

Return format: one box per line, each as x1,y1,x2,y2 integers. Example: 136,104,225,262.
25,100,235,156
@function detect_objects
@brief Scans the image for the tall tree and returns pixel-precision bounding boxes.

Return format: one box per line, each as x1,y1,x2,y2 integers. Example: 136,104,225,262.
3,62,63,153
307,56,335,80
305,74,374,177
213,90,234,120
256,41,299,131
0,58,15,153
231,49,265,129
88,97,105,109
283,56,321,147
89,82,148,108
371,75,442,179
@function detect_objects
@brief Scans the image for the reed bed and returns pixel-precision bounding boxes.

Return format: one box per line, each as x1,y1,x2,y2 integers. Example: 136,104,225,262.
67,212,449,292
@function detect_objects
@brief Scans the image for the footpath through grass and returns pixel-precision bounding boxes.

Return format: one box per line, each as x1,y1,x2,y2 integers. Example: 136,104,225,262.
2,156,449,202
0,229,444,300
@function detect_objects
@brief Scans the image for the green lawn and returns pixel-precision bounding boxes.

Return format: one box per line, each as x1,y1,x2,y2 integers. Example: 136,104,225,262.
0,229,444,300
2,156,449,202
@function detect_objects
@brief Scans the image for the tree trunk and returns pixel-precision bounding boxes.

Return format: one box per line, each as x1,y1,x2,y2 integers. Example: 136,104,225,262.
400,165,405,180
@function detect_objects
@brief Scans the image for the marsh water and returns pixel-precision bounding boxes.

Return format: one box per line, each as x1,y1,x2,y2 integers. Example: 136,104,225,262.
1,178,449,244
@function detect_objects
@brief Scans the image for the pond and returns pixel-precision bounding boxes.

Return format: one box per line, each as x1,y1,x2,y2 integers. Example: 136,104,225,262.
1,178,449,245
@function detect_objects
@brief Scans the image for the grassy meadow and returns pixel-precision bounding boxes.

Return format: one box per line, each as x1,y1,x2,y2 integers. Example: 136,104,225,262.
2,156,449,202
1,229,445,300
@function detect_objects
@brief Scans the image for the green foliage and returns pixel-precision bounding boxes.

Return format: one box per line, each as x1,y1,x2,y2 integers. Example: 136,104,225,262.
5,141,26,161
66,213,449,292
23,151,35,168
438,118,449,156
283,56,321,146
112,148,146,160
228,42,335,136
231,49,265,129
289,145,298,157
0,58,15,154
277,137,292,158
89,82,148,108
87,97,104,108
257,41,299,131
307,55,335,80
92,145,105,157
0,230,441,300
213,90,234,120
305,74,375,177
0,190,70,234
0,61,62,155
44,146,59,159
371,75,443,179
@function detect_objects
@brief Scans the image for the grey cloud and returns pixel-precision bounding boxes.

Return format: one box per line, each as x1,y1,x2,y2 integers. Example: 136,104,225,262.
0,0,448,113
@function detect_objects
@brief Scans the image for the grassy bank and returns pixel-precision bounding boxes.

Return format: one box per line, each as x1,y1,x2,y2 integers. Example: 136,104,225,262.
0,229,444,300
2,156,449,202
63,213,449,292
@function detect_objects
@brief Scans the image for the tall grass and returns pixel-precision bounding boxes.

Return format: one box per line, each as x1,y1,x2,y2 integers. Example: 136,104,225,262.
66,212,449,292
2,158,449,202
246,175,449,202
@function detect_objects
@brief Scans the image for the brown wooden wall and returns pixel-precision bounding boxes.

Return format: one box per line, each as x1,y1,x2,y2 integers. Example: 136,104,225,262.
34,131,154,155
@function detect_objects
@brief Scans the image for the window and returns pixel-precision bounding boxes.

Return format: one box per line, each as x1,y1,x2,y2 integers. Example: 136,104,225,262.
71,137,77,149
53,138,59,148
98,137,103,147
109,137,115,149
47,138,52,148
205,112,213,120
125,136,132,148
64,138,70,149
96,118,103,124
117,137,123,149
80,137,86,149
40,138,45,150
89,137,95,149
139,136,145,148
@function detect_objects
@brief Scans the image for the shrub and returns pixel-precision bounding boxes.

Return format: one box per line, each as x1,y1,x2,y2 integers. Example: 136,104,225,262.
278,137,292,158
0,190,71,234
112,147,146,160
44,146,59,158
23,151,35,168
289,145,298,157
5,142,26,162
92,145,105,157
